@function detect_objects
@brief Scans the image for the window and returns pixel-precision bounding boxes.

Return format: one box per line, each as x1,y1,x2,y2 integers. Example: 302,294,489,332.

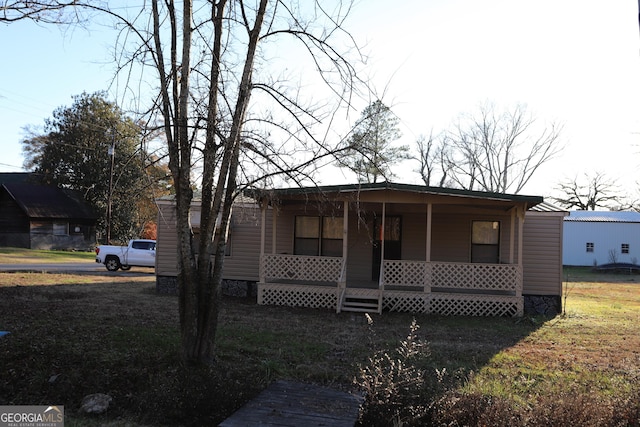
132,241,156,250
471,221,500,263
622,243,630,254
294,216,343,256
321,217,343,257
586,242,594,253
53,222,69,236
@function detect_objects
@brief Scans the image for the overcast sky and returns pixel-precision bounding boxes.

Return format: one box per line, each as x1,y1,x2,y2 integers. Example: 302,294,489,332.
1,0,639,198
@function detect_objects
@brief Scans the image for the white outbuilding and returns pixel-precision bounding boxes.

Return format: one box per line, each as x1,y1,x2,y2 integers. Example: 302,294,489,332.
563,211,640,267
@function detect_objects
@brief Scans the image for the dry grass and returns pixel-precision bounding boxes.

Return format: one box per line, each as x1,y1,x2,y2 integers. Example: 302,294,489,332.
0,265,639,426
0,248,94,264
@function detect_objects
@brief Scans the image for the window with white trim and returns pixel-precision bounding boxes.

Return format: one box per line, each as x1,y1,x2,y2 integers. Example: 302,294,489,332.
621,243,630,254
586,242,594,253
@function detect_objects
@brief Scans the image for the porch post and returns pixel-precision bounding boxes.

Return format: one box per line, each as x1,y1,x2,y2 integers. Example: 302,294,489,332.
426,203,432,262
509,208,516,264
259,199,267,284
260,199,266,259
517,206,525,302
380,202,386,282
339,200,349,312
342,200,349,263
271,203,278,254
517,207,524,266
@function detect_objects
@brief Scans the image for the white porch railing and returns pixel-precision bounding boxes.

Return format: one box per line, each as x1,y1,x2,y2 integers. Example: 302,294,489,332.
259,254,344,311
259,255,524,316
261,254,344,284
381,260,522,295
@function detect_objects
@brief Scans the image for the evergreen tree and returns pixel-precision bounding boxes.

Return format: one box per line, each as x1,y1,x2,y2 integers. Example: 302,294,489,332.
341,100,409,183
22,92,170,243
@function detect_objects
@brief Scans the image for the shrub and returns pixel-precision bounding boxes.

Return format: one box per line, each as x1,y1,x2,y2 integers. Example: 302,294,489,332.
427,384,640,427
355,318,445,426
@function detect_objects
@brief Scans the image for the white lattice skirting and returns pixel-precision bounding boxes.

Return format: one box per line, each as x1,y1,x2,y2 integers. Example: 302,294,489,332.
258,284,338,310
429,294,523,317
259,284,523,317
382,292,522,316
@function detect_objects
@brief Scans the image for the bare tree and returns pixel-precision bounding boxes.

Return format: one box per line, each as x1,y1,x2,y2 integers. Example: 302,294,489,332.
6,0,364,365
1,1,85,23
552,172,628,210
443,102,563,194
117,1,363,365
415,132,451,187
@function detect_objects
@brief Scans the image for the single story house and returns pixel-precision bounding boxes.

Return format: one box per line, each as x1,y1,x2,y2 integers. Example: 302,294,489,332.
563,210,640,267
156,183,567,316
0,181,97,250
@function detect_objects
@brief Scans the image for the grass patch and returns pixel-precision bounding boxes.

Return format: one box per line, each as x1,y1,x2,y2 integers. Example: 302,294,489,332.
0,247,95,264
0,272,152,287
0,266,639,425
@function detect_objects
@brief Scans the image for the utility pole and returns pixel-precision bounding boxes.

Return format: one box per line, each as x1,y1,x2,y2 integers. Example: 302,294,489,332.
107,141,115,244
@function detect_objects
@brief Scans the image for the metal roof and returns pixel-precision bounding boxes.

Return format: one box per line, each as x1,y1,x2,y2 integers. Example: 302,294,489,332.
564,210,640,223
529,201,567,212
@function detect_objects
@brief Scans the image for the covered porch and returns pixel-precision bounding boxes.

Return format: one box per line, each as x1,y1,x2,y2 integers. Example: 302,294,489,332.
252,183,542,317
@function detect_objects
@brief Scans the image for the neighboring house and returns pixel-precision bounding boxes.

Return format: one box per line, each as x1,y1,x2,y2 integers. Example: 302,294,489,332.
156,183,566,316
563,210,640,267
0,179,97,250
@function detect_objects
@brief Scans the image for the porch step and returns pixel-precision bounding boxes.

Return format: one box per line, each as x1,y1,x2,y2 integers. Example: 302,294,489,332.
340,293,380,313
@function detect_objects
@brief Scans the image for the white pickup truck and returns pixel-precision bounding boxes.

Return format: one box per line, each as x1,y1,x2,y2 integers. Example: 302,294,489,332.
95,239,157,271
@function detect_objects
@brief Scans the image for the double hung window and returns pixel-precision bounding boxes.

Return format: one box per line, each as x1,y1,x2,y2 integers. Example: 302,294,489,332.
294,216,343,256
471,221,500,263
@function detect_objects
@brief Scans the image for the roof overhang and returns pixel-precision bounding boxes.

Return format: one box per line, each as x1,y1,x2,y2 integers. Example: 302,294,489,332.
247,182,544,211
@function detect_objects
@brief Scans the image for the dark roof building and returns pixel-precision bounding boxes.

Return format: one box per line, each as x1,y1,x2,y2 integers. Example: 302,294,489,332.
0,176,97,250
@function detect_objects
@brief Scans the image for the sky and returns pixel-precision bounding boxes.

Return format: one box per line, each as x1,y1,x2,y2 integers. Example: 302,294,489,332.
2,0,640,200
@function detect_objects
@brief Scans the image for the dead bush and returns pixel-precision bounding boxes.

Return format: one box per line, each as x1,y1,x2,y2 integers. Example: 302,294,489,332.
355,318,447,426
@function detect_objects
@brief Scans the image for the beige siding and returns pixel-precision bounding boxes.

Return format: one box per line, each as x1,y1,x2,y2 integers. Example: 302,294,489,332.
431,212,514,263
345,213,374,282
522,212,564,295
402,213,427,261
155,200,272,281
223,205,271,281
273,209,295,254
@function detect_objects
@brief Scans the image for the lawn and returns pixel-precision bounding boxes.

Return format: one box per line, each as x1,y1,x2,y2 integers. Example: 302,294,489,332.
0,247,94,264
0,266,639,426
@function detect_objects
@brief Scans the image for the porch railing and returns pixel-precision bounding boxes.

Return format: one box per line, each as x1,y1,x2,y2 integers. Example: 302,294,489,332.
381,260,522,295
259,256,523,316
261,254,344,284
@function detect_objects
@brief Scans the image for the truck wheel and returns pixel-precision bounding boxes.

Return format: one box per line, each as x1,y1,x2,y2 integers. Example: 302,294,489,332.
120,265,131,271
105,256,121,271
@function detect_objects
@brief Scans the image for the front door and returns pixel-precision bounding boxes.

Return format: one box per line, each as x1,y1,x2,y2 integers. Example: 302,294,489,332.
372,216,402,281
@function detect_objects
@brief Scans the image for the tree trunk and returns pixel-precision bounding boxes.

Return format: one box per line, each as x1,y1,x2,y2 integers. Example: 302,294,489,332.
178,0,267,365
